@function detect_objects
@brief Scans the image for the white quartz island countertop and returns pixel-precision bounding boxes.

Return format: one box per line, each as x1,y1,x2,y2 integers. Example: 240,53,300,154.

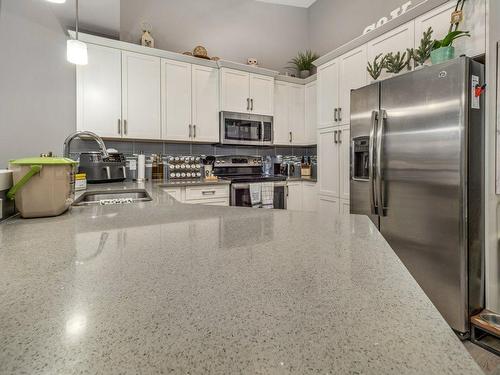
0,182,483,374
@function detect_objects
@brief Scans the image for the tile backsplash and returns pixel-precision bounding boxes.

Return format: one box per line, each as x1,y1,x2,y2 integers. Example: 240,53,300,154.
69,139,316,159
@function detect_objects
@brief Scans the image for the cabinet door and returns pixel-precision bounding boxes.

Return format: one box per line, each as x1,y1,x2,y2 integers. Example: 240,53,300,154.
339,46,367,125
286,182,303,211
340,199,350,215
319,195,340,216
367,21,415,81
289,83,305,145
220,68,250,113
249,74,274,116
317,59,340,128
318,127,340,198
162,188,183,202
338,126,350,200
305,82,317,144
161,59,192,141
414,1,485,60
122,51,161,139
77,44,122,138
274,81,290,145
302,182,318,212
192,65,219,142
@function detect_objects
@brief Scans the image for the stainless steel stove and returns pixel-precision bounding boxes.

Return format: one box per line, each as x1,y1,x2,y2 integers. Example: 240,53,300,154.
213,155,287,208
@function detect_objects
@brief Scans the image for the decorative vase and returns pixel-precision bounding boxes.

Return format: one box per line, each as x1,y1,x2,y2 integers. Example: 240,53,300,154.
430,46,455,65
300,70,310,79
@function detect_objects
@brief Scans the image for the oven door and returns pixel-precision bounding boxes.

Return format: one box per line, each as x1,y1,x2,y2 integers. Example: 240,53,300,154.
231,182,286,209
220,112,273,145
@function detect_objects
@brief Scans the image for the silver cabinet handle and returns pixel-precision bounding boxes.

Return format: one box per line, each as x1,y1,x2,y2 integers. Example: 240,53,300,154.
333,130,338,144
193,124,197,138
338,107,342,122
118,119,122,135
334,108,338,122
124,119,128,135
189,124,192,138
376,109,387,216
250,98,254,111
338,130,342,143
202,190,216,195
289,131,292,143
246,98,250,111
369,110,378,215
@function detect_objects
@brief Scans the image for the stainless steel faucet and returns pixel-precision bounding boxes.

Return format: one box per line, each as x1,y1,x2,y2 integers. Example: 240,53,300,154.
63,131,109,159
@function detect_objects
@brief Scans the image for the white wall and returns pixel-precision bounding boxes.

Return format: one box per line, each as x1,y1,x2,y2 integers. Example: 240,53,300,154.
308,0,426,55
120,0,309,73
0,0,76,168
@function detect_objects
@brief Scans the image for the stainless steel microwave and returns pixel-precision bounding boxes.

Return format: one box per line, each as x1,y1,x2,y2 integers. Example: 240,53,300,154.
220,112,273,146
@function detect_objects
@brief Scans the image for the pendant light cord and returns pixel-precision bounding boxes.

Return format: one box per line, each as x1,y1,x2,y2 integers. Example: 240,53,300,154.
75,0,79,40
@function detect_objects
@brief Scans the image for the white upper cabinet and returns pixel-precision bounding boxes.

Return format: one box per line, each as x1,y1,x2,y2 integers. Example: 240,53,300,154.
249,74,274,116
220,68,250,114
220,68,274,116
191,65,219,142
122,51,161,139
161,61,219,142
77,44,122,138
317,59,340,128
367,21,415,81
273,81,305,145
274,81,290,145
161,59,192,141
305,81,317,144
414,0,486,59
289,83,305,145
338,45,367,125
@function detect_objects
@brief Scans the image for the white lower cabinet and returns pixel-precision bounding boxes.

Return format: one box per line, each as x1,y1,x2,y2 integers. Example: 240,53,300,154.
286,181,318,212
162,185,229,206
319,195,340,216
340,199,350,215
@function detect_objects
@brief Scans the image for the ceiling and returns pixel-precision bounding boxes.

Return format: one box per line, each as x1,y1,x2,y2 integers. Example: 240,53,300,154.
255,0,318,8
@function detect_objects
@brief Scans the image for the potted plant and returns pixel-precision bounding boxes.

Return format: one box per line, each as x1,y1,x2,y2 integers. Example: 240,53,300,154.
431,30,470,64
288,50,319,78
384,51,409,74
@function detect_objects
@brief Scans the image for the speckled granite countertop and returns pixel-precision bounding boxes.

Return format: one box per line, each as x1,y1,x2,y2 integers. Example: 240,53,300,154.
0,182,482,374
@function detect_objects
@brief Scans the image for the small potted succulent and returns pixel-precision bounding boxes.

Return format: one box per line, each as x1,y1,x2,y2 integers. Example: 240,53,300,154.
431,30,470,64
288,50,319,78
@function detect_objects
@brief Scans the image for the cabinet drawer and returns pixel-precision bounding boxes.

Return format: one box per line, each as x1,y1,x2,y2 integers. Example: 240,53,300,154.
185,185,229,201
184,198,229,206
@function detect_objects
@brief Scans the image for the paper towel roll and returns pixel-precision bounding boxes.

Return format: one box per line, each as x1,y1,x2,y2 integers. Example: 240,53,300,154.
137,154,146,181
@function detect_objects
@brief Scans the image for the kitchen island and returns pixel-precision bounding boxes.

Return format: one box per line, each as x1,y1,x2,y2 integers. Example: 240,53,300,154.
0,182,482,374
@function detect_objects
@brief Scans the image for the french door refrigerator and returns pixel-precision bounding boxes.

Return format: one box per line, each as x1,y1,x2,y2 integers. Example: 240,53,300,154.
350,57,485,336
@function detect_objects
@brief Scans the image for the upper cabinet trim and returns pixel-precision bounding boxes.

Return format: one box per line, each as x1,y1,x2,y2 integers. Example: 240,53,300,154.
313,0,449,67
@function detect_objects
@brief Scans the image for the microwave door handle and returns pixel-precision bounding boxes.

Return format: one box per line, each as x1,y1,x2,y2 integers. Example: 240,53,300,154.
376,109,386,216
369,110,378,215
260,121,264,144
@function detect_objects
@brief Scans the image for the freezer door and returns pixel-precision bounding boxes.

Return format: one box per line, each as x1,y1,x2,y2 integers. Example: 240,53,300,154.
379,58,469,333
350,83,380,227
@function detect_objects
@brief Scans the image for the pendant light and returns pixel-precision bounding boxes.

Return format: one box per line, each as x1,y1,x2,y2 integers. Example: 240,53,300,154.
67,0,88,65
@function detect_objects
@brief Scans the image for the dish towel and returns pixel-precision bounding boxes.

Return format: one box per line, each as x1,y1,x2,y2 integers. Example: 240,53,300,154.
261,182,274,209
249,183,262,208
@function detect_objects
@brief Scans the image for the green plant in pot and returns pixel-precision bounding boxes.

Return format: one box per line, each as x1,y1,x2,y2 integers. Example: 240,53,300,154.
288,50,319,78
367,54,387,81
431,30,470,65
414,27,434,67
384,51,408,74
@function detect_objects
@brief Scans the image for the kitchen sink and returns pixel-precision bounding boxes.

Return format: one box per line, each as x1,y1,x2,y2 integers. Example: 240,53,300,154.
73,189,152,206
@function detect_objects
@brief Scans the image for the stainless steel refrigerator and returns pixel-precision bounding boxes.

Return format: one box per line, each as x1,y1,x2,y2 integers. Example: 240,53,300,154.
350,57,485,336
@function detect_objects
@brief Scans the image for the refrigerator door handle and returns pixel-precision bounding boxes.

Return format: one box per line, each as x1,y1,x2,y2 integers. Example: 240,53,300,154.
376,109,387,216
369,110,378,215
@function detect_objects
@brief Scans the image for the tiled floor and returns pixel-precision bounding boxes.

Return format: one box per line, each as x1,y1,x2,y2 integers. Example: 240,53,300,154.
464,341,500,374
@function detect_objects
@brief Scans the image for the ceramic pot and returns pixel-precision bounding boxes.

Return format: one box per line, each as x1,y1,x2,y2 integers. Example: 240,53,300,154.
430,46,455,65
300,70,310,79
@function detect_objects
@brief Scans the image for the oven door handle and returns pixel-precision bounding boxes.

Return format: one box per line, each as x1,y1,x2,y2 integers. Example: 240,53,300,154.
231,181,286,190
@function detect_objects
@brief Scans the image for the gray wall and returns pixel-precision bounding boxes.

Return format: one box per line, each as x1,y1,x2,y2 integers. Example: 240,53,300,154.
120,0,309,73
0,0,76,168
308,0,425,55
